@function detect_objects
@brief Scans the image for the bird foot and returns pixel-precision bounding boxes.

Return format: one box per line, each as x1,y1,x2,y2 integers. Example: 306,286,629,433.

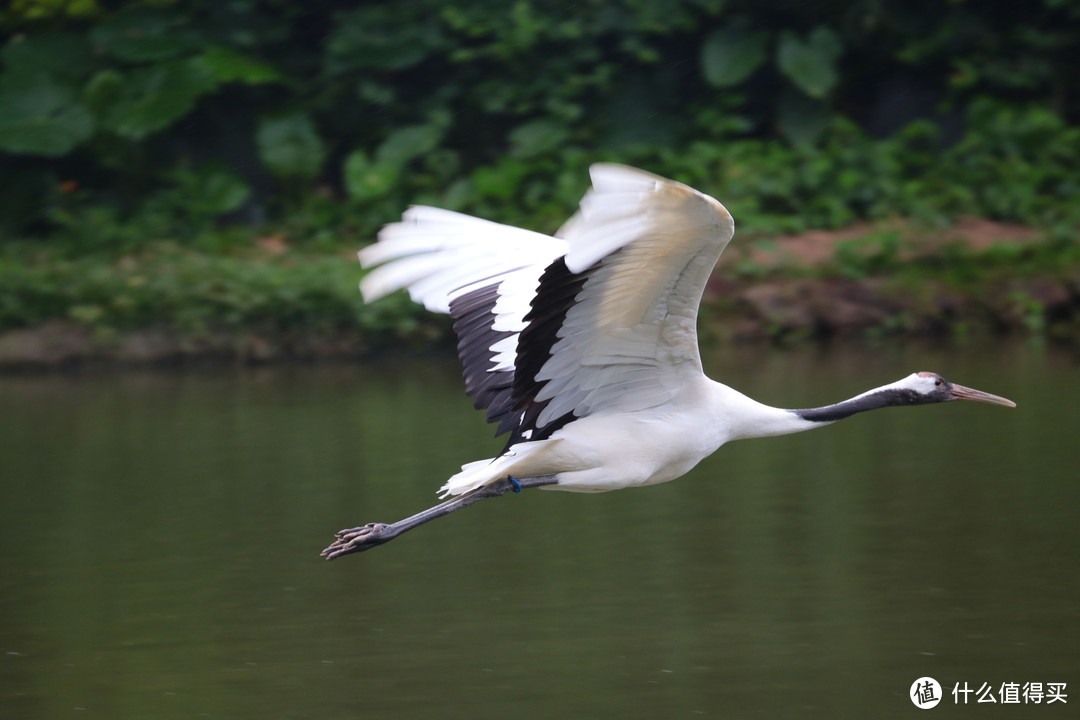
320,522,397,560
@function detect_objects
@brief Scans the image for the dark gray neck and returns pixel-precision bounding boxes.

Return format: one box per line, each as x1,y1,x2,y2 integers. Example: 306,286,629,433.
794,388,926,423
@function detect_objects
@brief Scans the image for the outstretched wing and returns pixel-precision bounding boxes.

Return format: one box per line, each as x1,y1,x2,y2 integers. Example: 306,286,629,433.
358,164,735,445
503,164,735,444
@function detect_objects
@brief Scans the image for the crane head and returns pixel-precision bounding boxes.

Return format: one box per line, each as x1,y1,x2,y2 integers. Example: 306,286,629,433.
909,371,1016,407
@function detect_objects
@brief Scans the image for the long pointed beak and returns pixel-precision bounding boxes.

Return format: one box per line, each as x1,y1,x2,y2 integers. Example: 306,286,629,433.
948,383,1016,408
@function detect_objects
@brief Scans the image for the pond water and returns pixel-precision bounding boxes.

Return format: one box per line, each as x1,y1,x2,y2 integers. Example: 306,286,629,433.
0,339,1077,719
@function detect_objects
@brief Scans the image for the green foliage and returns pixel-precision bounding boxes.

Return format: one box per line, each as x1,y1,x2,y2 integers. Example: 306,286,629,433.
651,104,1080,237
200,46,281,85
166,164,251,219
326,4,442,72
832,231,903,280
701,22,767,87
776,27,841,100
0,244,425,341
99,58,218,139
0,0,1077,258
41,164,253,254
90,7,202,63
257,113,326,180
2,232,1075,346
344,122,447,202
0,72,94,155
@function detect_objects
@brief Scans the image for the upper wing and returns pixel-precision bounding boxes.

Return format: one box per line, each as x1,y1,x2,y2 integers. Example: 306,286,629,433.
505,164,735,443
358,164,735,445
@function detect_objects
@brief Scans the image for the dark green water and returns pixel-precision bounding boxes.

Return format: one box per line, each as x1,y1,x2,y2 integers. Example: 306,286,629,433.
1,340,1077,719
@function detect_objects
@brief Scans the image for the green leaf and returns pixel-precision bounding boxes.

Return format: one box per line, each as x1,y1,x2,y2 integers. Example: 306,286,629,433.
201,46,282,85
509,119,569,157
701,24,768,87
343,151,398,201
356,81,396,106
178,166,251,216
0,74,94,156
201,173,250,215
374,124,443,167
99,58,217,139
91,7,202,62
257,113,326,179
776,88,829,145
777,27,841,99
471,159,529,200
602,83,682,150
325,7,442,73
2,33,93,83
82,70,125,117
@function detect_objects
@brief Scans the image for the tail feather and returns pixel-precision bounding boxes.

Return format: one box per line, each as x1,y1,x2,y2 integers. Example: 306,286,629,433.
438,439,562,497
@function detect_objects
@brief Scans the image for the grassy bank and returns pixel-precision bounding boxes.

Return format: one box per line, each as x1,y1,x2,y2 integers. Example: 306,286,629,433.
1,221,1077,368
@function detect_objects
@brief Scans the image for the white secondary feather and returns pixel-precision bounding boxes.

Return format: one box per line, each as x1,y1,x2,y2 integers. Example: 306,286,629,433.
359,206,565,314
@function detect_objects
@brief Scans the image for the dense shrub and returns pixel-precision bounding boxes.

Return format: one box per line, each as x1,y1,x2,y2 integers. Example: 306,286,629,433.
1,0,1078,246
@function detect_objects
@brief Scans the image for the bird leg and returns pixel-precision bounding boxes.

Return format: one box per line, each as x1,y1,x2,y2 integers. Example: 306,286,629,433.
320,475,558,560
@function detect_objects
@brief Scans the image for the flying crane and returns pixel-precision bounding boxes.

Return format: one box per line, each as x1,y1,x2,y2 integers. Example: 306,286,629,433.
322,164,1015,559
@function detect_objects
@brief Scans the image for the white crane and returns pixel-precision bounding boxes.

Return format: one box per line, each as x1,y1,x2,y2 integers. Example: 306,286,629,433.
322,164,1015,559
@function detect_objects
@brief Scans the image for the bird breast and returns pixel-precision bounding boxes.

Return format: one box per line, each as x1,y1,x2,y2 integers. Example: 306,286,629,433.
541,392,727,493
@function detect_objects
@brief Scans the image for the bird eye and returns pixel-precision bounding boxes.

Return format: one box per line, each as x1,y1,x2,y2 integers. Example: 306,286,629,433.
934,379,943,387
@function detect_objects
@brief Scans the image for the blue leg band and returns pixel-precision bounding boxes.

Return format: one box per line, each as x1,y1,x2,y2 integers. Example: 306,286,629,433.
509,476,522,493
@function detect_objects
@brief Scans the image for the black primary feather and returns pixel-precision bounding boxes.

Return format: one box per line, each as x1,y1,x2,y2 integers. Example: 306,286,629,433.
508,257,596,445
449,282,518,434
449,256,601,447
